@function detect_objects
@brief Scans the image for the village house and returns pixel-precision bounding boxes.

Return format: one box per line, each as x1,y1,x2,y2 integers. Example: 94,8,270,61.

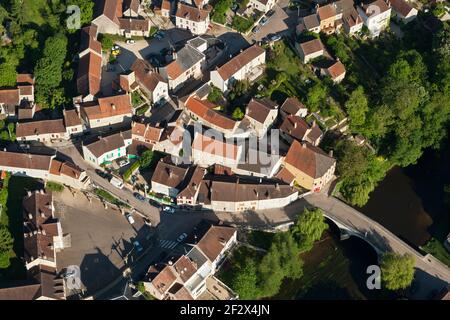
314,59,347,83
0,74,35,119
22,190,66,270
389,0,418,24
77,25,102,102
316,3,340,34
0,190,67,300
160,0,171,18
152,125,185,157
249,0,276,13
196,175,298,212
144,223,237,300
296,38,324,63
191,132,243,168
92,0,123,34
232,147,283,179
131,120,164,147
176,166,207,208
279,115,324,146
123,0,141,17
244,98,279,138
82,130,132,166
151,160,189,197
175,2,211,36
80,94,133,130
280,97,308,120
158,43,205,91
124,59,169,104
283,140,336,192
182,95,238,138
357,0,392,37
298,14,321,33
16,119,68,143
0,151,90,190
63,109,84,136
210,44,266,93
343,7,364,35
118,17,151,37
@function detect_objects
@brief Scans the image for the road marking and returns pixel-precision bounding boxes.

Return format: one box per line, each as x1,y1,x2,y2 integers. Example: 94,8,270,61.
159,240,178,249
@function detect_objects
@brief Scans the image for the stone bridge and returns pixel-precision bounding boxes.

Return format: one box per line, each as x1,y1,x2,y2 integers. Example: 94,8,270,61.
303,192,450,298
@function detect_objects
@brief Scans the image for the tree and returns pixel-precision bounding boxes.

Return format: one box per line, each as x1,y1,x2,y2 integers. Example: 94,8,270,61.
207,85,222,103
139,150,154,169
231,259,260,299
232,107,244,120
292,208,328,250
345,86,368,132
380,252,415,291
306,82,327,112
0,226,13,269
34,33,68,108
66,0,94,29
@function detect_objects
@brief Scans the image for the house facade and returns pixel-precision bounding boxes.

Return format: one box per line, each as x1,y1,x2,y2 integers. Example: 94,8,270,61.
357,0,392,37
210,45,266,93
82,131,132,166
151,160,189,197
175,3,210,35
244,98,279,138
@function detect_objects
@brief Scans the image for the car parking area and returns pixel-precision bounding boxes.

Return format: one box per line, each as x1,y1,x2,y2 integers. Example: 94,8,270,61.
53,188,150,296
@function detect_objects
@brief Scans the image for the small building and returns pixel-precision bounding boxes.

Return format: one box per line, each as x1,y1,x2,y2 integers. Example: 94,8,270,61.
389,0,418,24
315,59,346,83
158,44,205,91
249,0,276,13
131,121,164,146
298,14,321,33
191,132,243,168
128,59,169,104
357,0,392,37
175,3,210,35
80,94,133,130
279,115,323,146
0,74,35,120
16,119,68,143
118,17,151,37
244,98,279,138
151,160,189,197
92,0,122,34
296,38,324,63
210,45,266,93
280,97,308,119
177,166,207,207
63,109,84,136
343,8,364,35
82,130,132,166
316,3,339,34
283,140,336,192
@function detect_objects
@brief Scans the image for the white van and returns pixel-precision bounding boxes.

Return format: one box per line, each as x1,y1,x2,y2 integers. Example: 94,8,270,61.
110,176,124,189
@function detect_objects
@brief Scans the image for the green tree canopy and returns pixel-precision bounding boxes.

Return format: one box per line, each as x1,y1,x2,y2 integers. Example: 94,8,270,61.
0,226,13,269
292,208,328,250
380,252,415,291
231,258,260,299
232,107,244,120
345,86,368,132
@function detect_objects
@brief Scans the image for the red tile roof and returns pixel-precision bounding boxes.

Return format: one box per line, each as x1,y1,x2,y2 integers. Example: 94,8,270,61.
326,60,346,79
82,94,132,120
216,45,265,81
196,225,236,262
192,133,239,160
185,96,236,131
175,3,209,22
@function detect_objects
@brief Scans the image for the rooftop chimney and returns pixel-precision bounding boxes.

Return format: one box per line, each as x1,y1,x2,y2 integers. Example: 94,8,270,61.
111,103,116,110
329,150,334,157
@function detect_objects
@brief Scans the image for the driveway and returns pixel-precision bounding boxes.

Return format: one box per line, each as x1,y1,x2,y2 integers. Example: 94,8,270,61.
247,0,300,42
54,188,150,296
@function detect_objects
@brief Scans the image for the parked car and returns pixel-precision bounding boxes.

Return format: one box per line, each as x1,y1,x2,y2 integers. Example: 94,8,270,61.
149,200,161,208
259,17,269,26
143,218,152,227
176,233,187,242
133,240,143,253
252,25,261,33
134,192,146,202
162,206,175,214
130,175,137,185
109,176,124,189
118,159,130,167
95,169,110,180
268,34,282,42
126,39,135,45
266,9,275,17
125,213,135,225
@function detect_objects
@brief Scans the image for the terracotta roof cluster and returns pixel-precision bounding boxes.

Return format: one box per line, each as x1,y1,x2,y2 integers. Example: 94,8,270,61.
303,14,320,30
94,0,122,25
63,109,82,128
343,8,363,27
83,130,131,158
49,159,84,180
16,119,66,138
280,115,323,144
0,74,35,106
185,96,236,131
245,98,278,124
151,161,189,189
77,52,102,98
132,121,164,143
79,25,101,55
82,94,132,121
216,45,265,81
175,3,210,23
147,223,236,300
284,140,335,179
22,191,59,264
164,44,205,80
192,132,240,161
0,151,53,171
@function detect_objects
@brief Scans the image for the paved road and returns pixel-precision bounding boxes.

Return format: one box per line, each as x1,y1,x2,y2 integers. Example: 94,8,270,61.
304,192,450,299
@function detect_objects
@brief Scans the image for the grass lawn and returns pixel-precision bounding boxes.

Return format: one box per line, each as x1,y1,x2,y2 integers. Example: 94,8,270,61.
421,238,450,268
0,176,43,282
